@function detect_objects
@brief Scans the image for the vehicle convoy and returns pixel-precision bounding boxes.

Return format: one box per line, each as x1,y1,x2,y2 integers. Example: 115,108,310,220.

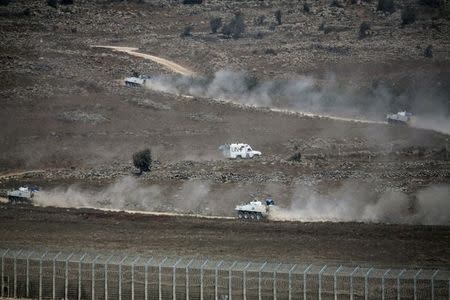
124,74,151,87
7,187,38,204
386,111,413,124
219,143,262,159
235,198,275,220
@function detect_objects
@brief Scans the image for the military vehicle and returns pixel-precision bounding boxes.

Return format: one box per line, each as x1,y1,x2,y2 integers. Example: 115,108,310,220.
386,111,413,124
235,198,275,220
7,187,38,204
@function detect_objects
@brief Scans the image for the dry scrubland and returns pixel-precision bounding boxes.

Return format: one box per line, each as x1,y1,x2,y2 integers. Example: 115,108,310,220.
0,0,449,266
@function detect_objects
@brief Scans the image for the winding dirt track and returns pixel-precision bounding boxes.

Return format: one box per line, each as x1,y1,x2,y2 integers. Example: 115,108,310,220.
92,45,195,76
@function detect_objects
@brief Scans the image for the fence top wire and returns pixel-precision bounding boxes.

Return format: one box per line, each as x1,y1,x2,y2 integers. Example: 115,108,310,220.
1,248,449,280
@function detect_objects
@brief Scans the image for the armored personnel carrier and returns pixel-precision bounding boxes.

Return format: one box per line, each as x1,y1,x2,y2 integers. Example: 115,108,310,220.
386,111,413,124
235,198,275,220
7,187,38,204
124,75,151,87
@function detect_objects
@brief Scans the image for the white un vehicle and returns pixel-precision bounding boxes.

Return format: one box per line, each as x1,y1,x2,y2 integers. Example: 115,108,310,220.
235,198,275,220
219,143,261,159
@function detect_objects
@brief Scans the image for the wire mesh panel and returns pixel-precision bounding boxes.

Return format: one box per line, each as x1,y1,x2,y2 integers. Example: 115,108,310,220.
0,248,449,300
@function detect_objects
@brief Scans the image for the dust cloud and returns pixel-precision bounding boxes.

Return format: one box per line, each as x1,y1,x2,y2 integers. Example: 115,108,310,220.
34,177,449,225
143,70,450,134
269,182,450,225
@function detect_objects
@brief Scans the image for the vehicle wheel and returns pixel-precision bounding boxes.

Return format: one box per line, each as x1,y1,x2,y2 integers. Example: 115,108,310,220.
243,212,249,219
236,155,242,160
238,212,244,219
256,213,262,220
250,212,256,220
252,154,259,159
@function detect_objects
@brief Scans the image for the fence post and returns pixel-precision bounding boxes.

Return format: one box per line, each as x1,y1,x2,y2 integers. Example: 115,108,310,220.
200,260,208,300
26,251,34,298
144,257,153,300
273,263,282,300
258,262,267,300
78,253,87,300
39,251,48,300
288,264,297,300
52,252,62,300
334,265,343,300
397,269,406,300
91,255,100,300
1,249,9,298
104,255,114,300
413,269,422,300
318,265,327,300
185,259,193,300
172,258,182,300
118,256,127,300
381,269,390,300
65,253,74,300
243,262,251,300
14,249,23,298
131,256,140,300
159,257,168,300
364,268,374,300
431,269,439,300
229,261,237,300
303,264,313,300
350,266,359,300
215,261,223,300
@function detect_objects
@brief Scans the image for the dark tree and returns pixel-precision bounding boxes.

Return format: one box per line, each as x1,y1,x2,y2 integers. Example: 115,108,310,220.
303,3,310,13
377,0,395,13
222,13,246,39
210,17,222,33
401,6,416,25
424,45,433,58
180,25,193,37
183,0,202,4
289,152,302,162
60,0,74,4
274,9,282,25
0,0,11,6
359,21,370,39
133,149,152,174
47,0,57,8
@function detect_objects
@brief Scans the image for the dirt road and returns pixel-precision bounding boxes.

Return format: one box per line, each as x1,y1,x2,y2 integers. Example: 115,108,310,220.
0,204,449,268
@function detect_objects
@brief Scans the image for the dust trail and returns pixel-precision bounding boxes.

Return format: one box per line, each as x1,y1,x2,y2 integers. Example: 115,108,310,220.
91,45,195,76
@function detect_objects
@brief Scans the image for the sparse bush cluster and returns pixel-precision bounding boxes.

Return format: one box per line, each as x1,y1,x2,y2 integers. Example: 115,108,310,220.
133,149,152,174
359,21,371,39
0,0,11,6
401,6,416,25
209,17,222,33
180,25,193,37
289,152,302,162
274,9,282,25
222,13,246,39
47,0,74,8
377,0,395,13
424,45,433,58
182,0,202,4
419,0,441,7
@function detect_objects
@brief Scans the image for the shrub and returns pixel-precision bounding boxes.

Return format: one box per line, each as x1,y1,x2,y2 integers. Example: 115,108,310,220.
424,45,433,58
222,13,246,39
47,0,58,8
274,9,282,25
264,48,276,55
401,6,416,25
254,15,265,26
0,0,11,6
133,149,152,174
255,31,264,39
330,0,344,8
359,21,370,38
377,0,395,13
183,0,202,4
210,17,222,33
303,3,310,12
60,0,74,4
180,25,193,37
419,0,441,7
289,152,302,162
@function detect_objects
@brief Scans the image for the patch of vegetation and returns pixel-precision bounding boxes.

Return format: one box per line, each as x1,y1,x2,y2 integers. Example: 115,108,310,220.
359,21,371,39
330,0,344,8
133,149,152,174
222,13,246,39
289,152,302,162
274,10,282,25
210,17,222,34
60,0,74,4
264,48,276,55
424,45,433,58
0,0,11,6
254,15,265,26
401,6,416,25
182,0,202,4
180,25,193,37
377,0,395,13
419,0,441,7
303,3,310,12
47,0,58,8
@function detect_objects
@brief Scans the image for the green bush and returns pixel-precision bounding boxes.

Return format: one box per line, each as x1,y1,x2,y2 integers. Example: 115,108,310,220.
133,149,152,174
289,152,302,162
47,0,58,8
424,45,433,58
359,21,370,38
303,3,310,12
183,0,202,4
210,17,222,33
180,25,193,37
222,13,246,39
401,6,416,25
377,0,395,13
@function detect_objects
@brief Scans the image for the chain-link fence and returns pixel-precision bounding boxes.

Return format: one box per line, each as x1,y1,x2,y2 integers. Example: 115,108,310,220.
0,248,449,300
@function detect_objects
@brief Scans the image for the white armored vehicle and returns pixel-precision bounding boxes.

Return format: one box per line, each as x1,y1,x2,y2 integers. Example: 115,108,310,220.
386,111,413,124
7,187,38,204
219,143,262,159
124,75,151,87
235,198,275,220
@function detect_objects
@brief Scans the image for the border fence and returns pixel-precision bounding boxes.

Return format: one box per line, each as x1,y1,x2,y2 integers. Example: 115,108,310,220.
0,249,449,300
